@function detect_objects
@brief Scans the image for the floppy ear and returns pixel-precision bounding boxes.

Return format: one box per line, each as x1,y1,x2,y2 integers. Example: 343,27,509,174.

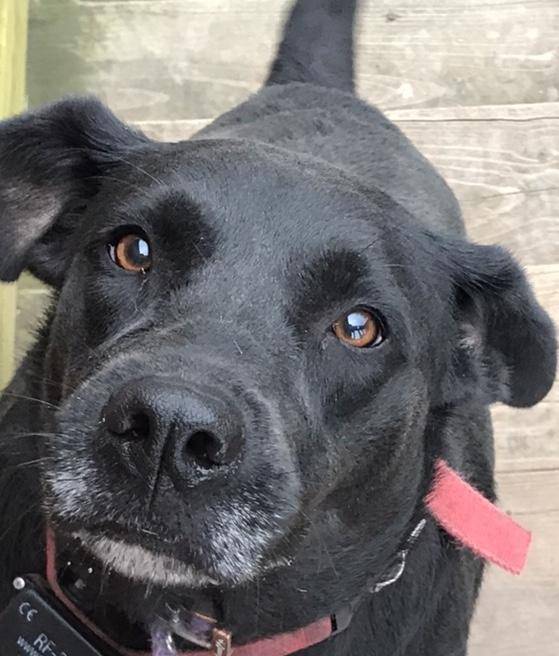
0,97,149,287
439,238,556,408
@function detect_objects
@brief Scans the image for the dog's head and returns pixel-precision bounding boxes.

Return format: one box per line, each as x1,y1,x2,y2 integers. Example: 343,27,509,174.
0,99,555,592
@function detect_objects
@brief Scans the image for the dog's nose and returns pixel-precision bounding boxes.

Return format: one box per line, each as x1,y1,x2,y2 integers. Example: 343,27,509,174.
102,377,243,480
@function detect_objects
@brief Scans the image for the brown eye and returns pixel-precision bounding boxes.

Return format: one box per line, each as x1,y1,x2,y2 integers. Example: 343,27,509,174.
332,308,383,348
109,233,152,272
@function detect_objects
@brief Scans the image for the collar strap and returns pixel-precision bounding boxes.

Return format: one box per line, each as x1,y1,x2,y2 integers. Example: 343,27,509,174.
162,611,350,656
426,459,531,574
44,458,531,656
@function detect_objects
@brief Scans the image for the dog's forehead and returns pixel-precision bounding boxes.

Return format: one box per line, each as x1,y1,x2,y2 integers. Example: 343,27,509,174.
109,139,385,250
87,139,420,319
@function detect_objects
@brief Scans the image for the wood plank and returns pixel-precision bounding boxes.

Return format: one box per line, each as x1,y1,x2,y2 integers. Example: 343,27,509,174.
394,116,559,266
470,511,559,656
496,469,559,515
471,574,559,656
27,0,559,120
27,0,281,121
356,0,559,111
14,290,51,362
493,403,559,473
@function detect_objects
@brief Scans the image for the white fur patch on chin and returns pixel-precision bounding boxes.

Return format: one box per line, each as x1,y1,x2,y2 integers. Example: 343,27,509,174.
74,531,217,588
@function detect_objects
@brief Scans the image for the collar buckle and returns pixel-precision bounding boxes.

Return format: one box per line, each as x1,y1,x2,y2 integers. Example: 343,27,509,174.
211,627,233,656
368,518,427,594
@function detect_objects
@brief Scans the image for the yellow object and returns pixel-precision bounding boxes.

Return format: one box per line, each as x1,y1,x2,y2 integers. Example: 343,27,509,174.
0,0,28,388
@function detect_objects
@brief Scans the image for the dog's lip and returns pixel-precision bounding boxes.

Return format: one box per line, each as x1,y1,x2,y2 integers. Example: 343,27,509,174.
52,519,188,557
51,521,221,590
88,520,181,544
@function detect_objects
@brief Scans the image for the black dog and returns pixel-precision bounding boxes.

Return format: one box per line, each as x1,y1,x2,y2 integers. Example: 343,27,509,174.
0,1,555,654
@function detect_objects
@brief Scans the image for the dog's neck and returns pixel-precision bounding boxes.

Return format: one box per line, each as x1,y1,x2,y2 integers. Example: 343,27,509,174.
149,514,460,656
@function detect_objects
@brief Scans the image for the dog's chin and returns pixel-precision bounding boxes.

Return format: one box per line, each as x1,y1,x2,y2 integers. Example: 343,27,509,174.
74,530,220,588
73,530,293,590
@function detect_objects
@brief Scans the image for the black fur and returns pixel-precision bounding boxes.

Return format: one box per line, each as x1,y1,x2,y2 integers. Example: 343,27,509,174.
0,1,556,654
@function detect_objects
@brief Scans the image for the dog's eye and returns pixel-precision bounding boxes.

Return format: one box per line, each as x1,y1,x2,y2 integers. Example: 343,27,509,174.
332,308,383,348
108,232,152,273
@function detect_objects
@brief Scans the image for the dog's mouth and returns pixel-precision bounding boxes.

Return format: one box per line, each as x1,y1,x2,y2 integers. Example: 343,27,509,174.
48,528,224,652
46,514,297,649
51,516,293,589
73,527,219,588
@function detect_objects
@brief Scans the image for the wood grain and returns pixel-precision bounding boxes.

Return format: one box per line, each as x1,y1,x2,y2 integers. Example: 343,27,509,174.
493,402,559,473
27,0,559,120
471,572,559,656
395,116,559,266
356,0,559,110
496,469,559,515
470,510,559,656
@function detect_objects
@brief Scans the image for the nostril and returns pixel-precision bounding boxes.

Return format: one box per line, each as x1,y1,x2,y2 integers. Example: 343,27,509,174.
127,412,151,440
184,431,224,469
106,410,151,440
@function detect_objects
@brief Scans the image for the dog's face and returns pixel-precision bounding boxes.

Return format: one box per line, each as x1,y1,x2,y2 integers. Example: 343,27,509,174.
41,138,434,589
0,99,556,592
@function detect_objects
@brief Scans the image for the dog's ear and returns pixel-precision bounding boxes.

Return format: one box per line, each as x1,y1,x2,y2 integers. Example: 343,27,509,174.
0,97,149,287
437,237,556,408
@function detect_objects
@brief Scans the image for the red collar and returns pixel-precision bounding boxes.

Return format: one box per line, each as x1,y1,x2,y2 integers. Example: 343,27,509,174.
45,458,531,656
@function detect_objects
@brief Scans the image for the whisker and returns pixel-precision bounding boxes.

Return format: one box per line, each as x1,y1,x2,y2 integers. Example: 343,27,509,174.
1,364,62,392
192,241,209,263
10,457,57,470
89,174,152,196
1,392,59,410
109,154,166,187
0,432,63,441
